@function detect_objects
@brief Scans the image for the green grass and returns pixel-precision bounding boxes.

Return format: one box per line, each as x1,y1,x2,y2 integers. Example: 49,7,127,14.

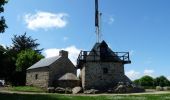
1,93,170,100
8,86,44,92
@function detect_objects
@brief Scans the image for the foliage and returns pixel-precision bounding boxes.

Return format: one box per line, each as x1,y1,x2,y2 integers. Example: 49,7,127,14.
0,46,18,84
14,49,43,85
0,33,43,86
133,75,170,88
136,75,154,87
0,0,8,33
15,49,44,72
11,33,42,52
154,76,170,87
9,86,44,93
0,45,6,78
0,45,16,83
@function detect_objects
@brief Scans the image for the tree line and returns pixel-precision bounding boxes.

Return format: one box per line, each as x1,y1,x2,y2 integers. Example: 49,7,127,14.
0,33,44,85
133,75,170,88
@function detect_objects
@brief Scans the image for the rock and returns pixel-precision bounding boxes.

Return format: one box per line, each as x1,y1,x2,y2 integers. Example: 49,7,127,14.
163,86,170,91
114,83,145,93
114,84,126,93
72,86,83,94
47,87,55,93
55,87,65,93
118,82,125,85
107,88,114,93
84,89,99,94
156,86,163,91
65,87,72,94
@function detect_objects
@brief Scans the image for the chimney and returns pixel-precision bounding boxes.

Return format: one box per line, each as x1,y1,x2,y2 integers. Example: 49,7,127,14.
59,50,68,58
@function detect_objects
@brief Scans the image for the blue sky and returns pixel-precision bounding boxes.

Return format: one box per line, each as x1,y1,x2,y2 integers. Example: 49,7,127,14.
1,0,170,80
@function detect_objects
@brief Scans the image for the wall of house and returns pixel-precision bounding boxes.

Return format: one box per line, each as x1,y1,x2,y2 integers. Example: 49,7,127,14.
26,68,49,88
81,62,131,90
57,80,80,88
49,57,77,87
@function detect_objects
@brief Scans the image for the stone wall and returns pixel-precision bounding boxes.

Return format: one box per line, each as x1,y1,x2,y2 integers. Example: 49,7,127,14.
26,56,77,88
81,62,131,90
57,80,80,88
49,57,77,87
26,68,49,88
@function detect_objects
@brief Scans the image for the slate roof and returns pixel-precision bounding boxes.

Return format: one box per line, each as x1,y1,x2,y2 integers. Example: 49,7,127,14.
27,56,61,70
90,40,121,61
58,73,79,80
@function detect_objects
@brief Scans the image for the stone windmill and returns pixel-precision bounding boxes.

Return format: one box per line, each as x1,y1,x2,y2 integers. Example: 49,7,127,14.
76,0,137,92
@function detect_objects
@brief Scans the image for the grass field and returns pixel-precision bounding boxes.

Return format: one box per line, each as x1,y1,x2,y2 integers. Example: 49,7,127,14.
1,93,170,100
8,86,44,93
1,86,170,100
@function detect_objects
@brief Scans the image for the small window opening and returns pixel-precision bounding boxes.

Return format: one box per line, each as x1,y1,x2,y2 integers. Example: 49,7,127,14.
35,74,38,80
103,68,108,74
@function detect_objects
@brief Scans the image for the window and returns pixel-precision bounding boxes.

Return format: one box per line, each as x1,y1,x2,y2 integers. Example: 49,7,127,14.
103,68,108,74
35,74,38,80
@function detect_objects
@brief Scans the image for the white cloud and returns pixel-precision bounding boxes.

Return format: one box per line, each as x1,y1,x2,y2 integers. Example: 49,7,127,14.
0,44,5,48
144,69,154,76
108,16,114,24
125,70,141,80
168,76,170,81
44,45,81,65
125,69,155,80
24,11,68,30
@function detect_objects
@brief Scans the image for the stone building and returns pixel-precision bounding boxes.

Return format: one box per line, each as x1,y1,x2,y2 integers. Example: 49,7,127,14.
76,40,132,91
58,73,79,88
26,50,78,88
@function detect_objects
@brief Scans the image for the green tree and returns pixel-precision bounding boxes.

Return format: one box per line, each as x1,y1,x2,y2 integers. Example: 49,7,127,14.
1,33,43,85
133,79,140,85
15,49,44,85
0,45,6,78
16,49,44,72
154,76,170,87
0,46,16,84
0,0,8,33
11,33,42,52
135,75,154,87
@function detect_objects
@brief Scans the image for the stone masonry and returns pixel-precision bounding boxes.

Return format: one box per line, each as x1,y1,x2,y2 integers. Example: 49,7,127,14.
26,50,78,88
77,41,132,91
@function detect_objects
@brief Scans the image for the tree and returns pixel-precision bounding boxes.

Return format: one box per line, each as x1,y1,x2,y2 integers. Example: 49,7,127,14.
0,45,6,78
134,75,154,87
133,79,140,85
15,49,44,85
154,76,170,87
2,46,17,84
0,0,8,33
0,33,43,85
11,33,42,53
0,45,16,84
16,49,44,72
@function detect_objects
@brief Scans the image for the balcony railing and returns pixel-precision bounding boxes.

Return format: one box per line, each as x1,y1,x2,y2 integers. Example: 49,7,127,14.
76,51,131,68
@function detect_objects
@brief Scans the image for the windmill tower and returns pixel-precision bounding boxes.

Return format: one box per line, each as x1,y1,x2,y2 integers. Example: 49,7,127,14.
76,0,132,92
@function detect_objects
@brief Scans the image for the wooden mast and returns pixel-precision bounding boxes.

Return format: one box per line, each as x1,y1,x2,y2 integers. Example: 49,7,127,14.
95,0,100,43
